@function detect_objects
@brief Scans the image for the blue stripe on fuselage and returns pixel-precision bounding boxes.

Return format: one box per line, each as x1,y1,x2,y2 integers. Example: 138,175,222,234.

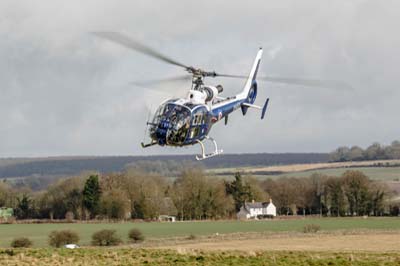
211,99,243,119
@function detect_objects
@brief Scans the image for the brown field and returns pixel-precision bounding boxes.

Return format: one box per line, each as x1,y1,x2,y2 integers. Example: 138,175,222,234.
158,231,400,252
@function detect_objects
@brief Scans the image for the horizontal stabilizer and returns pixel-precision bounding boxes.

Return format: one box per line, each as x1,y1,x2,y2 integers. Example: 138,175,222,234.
241,103,262,110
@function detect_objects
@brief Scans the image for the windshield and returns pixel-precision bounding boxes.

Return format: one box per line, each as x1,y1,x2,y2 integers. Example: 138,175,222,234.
151,103,191,145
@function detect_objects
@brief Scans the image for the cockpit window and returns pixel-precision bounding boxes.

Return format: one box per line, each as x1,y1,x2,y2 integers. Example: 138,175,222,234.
151,103,191,145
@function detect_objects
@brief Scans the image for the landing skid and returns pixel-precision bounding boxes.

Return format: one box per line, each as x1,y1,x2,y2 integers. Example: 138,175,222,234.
141,141,157,148
195,136,223,161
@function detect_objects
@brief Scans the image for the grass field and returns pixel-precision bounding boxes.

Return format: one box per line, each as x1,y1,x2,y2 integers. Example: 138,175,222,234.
277,167,400,181
263,167,400,180
1,217,399,248
1,248,400,266
212,166,400,181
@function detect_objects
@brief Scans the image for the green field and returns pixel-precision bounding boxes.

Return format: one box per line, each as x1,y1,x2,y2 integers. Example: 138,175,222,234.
213,167,400,181
1,218,399,248
1,249,399,266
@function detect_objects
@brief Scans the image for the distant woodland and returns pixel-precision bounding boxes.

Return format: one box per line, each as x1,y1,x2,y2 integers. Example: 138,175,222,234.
329,140,400,162
0,153,329,190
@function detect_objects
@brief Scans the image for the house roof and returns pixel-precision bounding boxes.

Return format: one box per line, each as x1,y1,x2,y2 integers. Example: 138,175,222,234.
245,202,263,209
243,201,275,211
237,201,277,217
237,206,250,215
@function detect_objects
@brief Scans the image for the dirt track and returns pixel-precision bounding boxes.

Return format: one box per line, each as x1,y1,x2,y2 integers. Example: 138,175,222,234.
160,232,400,252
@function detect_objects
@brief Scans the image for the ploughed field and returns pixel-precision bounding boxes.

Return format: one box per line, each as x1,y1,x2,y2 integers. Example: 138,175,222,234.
1,217,399,248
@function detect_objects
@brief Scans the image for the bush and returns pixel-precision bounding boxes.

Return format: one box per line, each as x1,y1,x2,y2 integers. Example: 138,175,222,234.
303,224,321,233
187,234,196,240
128,228,145,243
48,230,79,248
11,237,32,248
91,229,122,246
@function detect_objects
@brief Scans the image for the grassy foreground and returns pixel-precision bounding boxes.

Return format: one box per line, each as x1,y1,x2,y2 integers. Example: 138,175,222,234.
1,248,400,266
1,217,399,247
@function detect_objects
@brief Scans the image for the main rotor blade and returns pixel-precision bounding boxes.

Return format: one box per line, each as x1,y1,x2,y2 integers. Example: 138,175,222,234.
130,75,192,86
216,73,351,89
93,31,190,69
258,76,352,89
215,73,248,79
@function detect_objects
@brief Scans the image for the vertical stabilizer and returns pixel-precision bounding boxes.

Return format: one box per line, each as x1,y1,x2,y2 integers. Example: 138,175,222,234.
237,48,263,100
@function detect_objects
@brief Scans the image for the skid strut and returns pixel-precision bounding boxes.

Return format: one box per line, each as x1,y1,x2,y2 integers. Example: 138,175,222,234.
195,136,223,161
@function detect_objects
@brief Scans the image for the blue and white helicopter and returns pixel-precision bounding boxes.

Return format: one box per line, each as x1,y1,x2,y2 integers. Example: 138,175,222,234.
94,32,346,160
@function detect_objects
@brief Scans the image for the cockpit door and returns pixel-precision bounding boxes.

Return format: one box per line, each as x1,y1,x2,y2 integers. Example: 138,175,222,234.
188,106,208,141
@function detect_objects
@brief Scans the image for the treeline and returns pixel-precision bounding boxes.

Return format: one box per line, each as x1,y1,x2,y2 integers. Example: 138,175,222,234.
0,169,399,221
0,168,263,220
329,140,400,162
262,171,397,216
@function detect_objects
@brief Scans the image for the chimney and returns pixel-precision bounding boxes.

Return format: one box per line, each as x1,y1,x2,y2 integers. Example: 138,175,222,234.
252,199,255,204
269,198,273,204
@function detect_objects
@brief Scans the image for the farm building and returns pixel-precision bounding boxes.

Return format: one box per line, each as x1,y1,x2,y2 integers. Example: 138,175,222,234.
0,207,14,220
158,215,176,222
237,199,276,219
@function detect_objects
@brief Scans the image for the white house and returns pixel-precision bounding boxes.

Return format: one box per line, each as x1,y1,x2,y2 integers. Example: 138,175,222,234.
237,199,276,219
265,199,276,217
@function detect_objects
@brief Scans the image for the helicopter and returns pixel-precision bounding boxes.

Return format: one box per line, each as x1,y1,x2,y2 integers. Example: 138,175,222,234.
94,32,348,160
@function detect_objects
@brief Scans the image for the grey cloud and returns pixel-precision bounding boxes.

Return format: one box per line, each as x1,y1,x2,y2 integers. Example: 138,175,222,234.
0,0,399,157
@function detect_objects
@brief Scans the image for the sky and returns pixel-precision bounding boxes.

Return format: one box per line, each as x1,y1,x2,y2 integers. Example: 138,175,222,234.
0,0,399,157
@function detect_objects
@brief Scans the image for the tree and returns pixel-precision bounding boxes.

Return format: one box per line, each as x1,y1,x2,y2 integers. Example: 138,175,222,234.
342,171,370,216
66,188,83,219
83,175,101,219
329,146,350,162
225,173,267,212
262,177,297,215
388,140,400,159
364,143,386,160
172,168,210,220
100,189,129,219
368,182,388,216
37,176,85,219
15,194,35,219
116,171,168,220
0,182,13,207
309,174,328,215
171,168,233,220
325,177,346,217
202,179,235,219
348,146,364,161
225,173,252,212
